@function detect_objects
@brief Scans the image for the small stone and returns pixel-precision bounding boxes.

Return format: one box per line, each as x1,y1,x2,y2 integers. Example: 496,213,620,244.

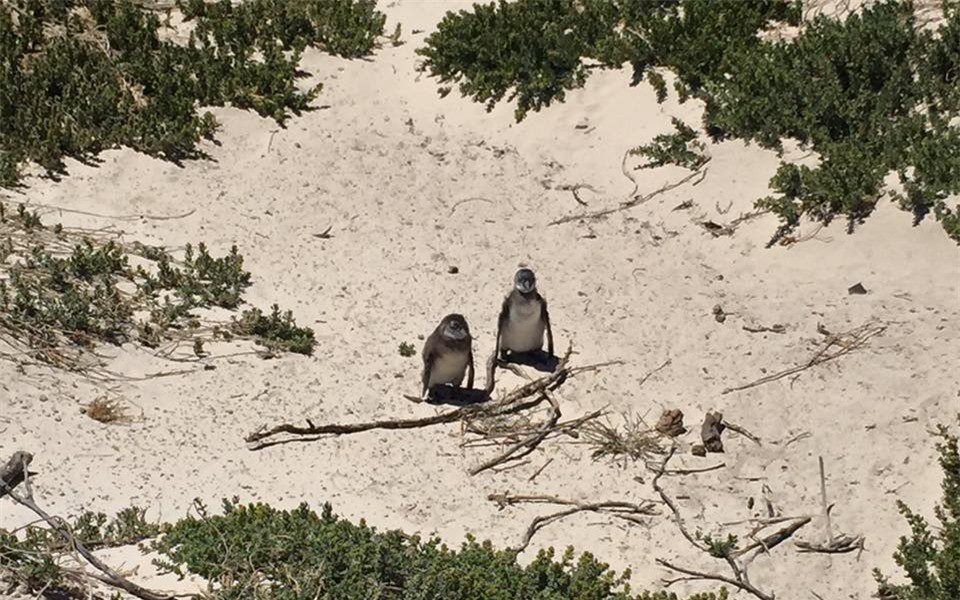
691,444,707,457
848,282,868,295
655,409,686,437
701,411,726,453
39,395,48,403
448,266,459,274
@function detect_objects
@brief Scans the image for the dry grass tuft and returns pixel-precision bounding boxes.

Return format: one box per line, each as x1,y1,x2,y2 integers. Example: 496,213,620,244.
82,396,132,424
581,412,665,465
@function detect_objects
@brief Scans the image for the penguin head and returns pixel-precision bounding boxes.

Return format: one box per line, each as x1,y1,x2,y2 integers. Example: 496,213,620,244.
440,313,470,340
514,268,537,294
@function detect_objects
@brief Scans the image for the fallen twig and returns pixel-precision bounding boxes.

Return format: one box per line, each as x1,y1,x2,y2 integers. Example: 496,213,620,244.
657,558,773,600
247,346,618,449
742,324,786,334
549,158,710,226
489,492,657,554
527,457,554,482
651,447,788,600
0,452,177,600
638,358,671,387
722,322,886,394
557,183,599,206
724,421,762,445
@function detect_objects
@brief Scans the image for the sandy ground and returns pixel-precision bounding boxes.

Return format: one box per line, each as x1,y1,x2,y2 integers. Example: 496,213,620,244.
2,1,959,598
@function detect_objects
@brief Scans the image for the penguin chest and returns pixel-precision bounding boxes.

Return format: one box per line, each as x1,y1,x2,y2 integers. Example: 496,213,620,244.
502,301,545,352
427,350,469,387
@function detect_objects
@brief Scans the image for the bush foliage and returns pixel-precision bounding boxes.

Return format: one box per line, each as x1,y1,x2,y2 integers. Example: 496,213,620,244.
875,416,960,600
418,0,960,243
0,200,315,375
0,0,386,187
1,496,728,600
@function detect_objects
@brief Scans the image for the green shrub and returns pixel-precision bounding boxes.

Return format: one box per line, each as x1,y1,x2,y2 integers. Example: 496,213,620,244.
0,0,386,187
2,497,728,600
874,416,960,600
629,117,706,171
150,497,728,600
0,200,315,375
418,0,960,243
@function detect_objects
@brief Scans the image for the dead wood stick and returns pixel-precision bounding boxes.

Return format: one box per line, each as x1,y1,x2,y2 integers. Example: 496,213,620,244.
490,493,657,553
549,159,710,226
662,462,726,475
725,421,762,445
722,323,885,394
638,358,671,387
794,534,865,554
732,516,812,558
819,455,834,542
651,446,705,551
0,454,175,600
657,559,774,600
469,392,561,476
247,346,612,448
527,458,554,482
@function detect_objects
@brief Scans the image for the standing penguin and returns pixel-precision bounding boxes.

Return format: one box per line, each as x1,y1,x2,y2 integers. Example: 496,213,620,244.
495,268,554,361
421,313,475,400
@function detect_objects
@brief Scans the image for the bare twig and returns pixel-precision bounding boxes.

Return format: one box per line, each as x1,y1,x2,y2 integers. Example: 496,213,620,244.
742,324,786,334
638,358,671,387
651,447,704,551
557,183,599,206
0,453,175,600
489,493,657,553
724,421,762,445
247,346,618,449
527,458,554,482
722,322,886,394
732,517,812,558
661,463,726,476
549,158,710,225
469,393,562,476
449,197,494,215
795,534,865,554
819,456,834,542
657,559,774,600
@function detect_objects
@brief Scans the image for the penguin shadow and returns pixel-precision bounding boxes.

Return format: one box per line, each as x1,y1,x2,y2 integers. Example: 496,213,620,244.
499,350,559,373
424,385,490,407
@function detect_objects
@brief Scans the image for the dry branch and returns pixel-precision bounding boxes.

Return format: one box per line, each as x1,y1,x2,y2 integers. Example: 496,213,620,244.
0,452,176,600
246,346,617,450
549,157,710,226
489,492,657,554
650,447,794,600
722,322,886,394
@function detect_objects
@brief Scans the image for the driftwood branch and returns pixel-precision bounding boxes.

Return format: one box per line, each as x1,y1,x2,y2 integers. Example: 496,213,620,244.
722,322,886,394
489,492,657,554
246,346,618,450
0,452,176,600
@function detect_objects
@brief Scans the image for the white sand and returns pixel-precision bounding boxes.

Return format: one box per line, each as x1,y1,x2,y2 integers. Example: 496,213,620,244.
2,1,959,598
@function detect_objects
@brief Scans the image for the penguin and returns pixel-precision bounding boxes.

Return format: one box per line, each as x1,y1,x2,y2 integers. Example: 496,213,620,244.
495,268,554,361
421,313,475,400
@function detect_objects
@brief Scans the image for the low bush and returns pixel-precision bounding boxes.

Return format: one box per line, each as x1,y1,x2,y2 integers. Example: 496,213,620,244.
0,200,315,376
0,0,387,187
418,0,960,243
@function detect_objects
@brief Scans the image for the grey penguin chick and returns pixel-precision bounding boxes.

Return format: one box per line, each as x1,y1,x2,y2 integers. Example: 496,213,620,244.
496,268,554,360
421,313,475,400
